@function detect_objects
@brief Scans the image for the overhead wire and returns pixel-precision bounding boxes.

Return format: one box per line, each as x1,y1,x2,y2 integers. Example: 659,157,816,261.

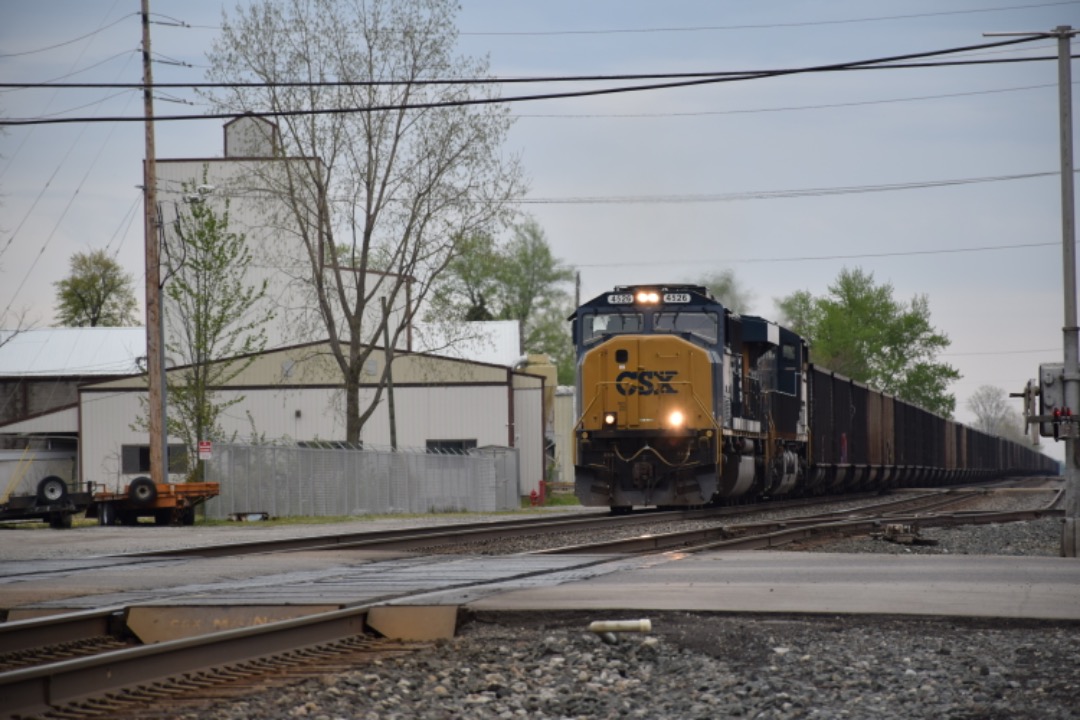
0,0,128,179
0,51,137,95
515,81,1068,119
457,1,1080,36
0,48,140,320
0,13,135,58
0,35,1056,126
571,240,1060,269
521,170,1071,205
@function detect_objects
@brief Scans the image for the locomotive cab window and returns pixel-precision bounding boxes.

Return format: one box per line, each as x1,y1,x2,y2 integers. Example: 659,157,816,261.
654,311,719,343
582,312,644,344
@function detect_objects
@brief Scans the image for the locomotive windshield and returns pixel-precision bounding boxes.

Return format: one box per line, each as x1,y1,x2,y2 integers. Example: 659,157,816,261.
654,310,719,343
582,311,644,344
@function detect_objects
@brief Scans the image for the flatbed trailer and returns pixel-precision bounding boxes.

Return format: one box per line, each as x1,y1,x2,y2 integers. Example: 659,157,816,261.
0,476,91,529
87,477,220,526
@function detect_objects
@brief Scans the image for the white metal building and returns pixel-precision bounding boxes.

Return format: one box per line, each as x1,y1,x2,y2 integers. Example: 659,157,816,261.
75,340,545,497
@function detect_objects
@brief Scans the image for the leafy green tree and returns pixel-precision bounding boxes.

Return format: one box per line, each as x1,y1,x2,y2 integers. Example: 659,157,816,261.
53,249,138,327
205,0,523,444
432,219,575,383
776,267,960,416
697,269,754,314
497,220,574,351
160,178,274,478
429,233,502,321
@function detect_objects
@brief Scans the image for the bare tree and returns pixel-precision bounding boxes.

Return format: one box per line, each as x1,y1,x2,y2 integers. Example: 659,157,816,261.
205,0,523,443
967,385,1025,439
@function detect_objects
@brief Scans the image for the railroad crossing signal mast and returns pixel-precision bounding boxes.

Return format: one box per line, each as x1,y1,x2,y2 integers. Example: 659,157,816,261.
993,26,1078,556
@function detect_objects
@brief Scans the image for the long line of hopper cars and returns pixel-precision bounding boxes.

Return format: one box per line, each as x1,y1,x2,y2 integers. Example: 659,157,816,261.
571,284,1056,512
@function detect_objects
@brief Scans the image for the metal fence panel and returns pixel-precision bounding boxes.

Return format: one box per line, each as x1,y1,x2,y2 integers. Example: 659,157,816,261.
203,443,518,519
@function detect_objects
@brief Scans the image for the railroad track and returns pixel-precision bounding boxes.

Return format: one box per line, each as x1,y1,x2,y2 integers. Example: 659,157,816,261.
538,487,1065,555
0,484,1061,719
116,493,883,559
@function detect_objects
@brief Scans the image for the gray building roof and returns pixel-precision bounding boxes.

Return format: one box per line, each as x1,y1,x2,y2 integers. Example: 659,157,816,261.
0,321,522,378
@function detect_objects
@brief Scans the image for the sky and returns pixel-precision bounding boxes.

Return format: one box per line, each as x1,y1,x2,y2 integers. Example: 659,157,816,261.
1,1,1078,460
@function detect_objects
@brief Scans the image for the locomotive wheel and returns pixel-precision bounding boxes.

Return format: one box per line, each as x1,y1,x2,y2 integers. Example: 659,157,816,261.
128,477,157,506
610,505,632,515
36,476,68,505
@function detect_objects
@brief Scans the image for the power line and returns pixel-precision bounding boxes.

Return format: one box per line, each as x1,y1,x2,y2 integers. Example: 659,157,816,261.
113,2,1080,37
0,13,135,58
459,1,1080,36
0,36,1052,126
572,241,1059,269
522,171,1068,205
515,82,1066,119
0,51,137,95
943,348,1061,357
0,38,1060,91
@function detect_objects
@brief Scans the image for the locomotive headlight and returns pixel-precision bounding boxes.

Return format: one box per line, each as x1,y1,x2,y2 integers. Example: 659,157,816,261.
603,412,617,427
668,410,685,428
635,290,660,304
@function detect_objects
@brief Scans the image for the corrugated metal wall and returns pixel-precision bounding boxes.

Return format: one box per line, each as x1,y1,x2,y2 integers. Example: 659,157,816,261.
204,442,519,517
553,389,576,486
513,386,544,496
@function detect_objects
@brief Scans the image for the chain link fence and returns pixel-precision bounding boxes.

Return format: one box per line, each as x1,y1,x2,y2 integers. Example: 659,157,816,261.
203,442,520,519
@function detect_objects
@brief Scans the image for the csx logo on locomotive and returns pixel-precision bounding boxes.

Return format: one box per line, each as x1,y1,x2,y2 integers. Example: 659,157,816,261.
615,370,679,396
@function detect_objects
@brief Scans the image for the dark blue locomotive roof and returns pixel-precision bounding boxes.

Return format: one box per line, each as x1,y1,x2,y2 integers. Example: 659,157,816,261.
570,285,806,349
569,284,721,320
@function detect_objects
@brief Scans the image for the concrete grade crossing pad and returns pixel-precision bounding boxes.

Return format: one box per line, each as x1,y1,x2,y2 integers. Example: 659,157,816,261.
464,551,1080,621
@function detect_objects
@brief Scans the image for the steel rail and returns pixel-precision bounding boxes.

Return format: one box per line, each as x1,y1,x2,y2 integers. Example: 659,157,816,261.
1,604,369,718
112,494,882,559
539,492,1064,555
0,607,127,654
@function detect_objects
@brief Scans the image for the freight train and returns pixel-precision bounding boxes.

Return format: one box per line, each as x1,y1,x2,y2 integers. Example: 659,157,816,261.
571,284,1056,511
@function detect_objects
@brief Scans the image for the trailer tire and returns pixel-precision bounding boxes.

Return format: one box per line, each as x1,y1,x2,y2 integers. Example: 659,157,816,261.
37,476,68,505
181,507,196,526
129,477,157,506
99,502,115,526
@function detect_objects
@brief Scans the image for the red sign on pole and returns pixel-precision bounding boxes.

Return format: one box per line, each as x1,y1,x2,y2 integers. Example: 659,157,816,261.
198,441,212,460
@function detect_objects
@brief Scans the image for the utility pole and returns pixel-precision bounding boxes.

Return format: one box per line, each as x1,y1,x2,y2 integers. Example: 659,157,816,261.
987,26,1077,555
141,0,166,486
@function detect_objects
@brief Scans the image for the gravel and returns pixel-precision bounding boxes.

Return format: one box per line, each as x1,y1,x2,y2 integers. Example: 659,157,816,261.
117,489,1078,720
158,612,1080,720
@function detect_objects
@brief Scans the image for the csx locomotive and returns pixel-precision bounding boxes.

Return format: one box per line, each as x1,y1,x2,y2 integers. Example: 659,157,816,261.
571,284,1055,511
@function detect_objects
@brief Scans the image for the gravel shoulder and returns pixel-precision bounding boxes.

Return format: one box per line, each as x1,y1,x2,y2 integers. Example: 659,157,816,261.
150,610,1080,720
